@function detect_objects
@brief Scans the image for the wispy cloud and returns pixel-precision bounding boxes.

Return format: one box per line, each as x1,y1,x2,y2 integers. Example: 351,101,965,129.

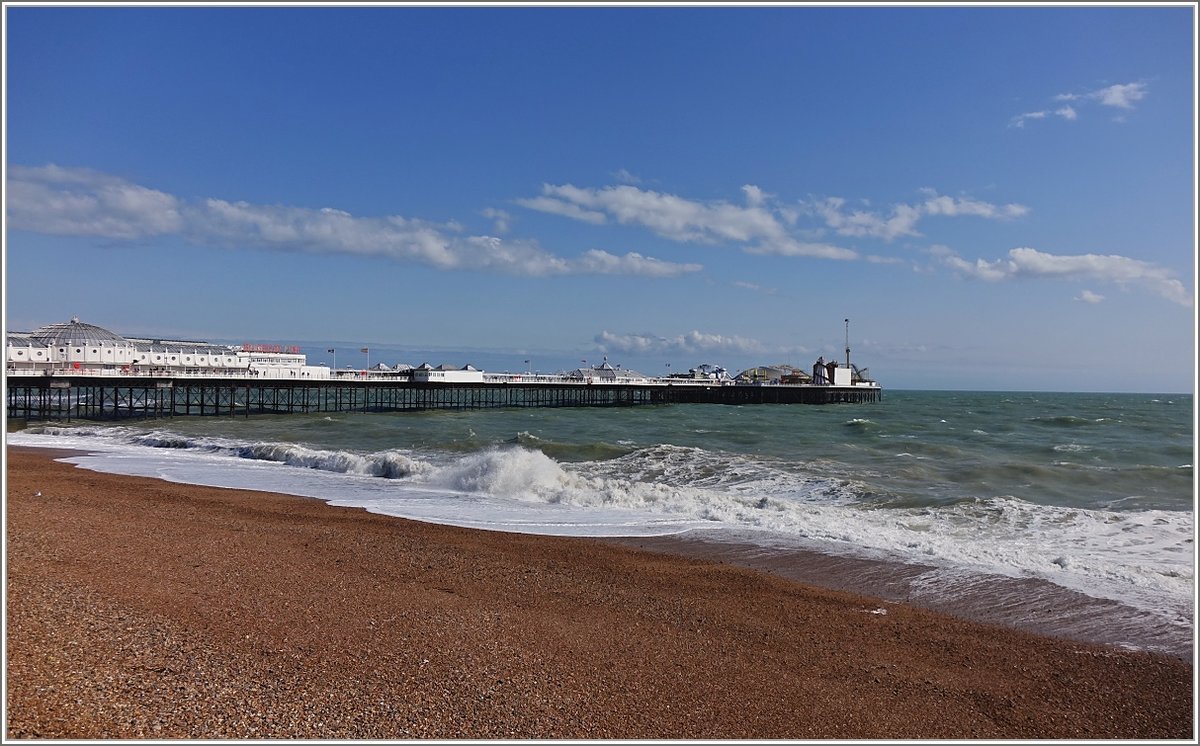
1055,105,1077,121
805,190,1028,241
594,329,768,356
612,168,642,185
518,182,859,260
1010,109,1074,129
1010,110,1050,129
481,207,511,234
1075,289,1105,304
932,245,1192,306
733,280,777,295
514,194,607,225
1011,81,1148,127
574,249,702,278
7,165,700,279
1056,82,1148,110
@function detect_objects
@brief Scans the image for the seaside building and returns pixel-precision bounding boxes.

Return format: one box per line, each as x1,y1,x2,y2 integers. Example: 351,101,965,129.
411,363,484,383
6,317,329,379
564,361,649,383
668,364,733,382
734,365,811,385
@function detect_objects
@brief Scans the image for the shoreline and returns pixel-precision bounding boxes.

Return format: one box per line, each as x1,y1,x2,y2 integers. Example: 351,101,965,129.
5,446,1194,738
606,533,1193,661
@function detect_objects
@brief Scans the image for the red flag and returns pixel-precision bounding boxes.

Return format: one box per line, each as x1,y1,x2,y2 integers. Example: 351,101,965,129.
360,347,369,353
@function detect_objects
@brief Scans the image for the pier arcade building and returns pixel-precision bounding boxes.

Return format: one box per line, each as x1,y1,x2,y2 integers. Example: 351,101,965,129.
6,317,326,379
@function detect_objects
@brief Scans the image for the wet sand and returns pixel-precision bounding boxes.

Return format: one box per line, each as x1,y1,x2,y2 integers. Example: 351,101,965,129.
5,447,1193,739
609,534,1193,660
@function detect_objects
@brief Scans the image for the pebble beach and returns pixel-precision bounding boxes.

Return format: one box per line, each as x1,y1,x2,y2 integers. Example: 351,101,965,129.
4,446,1193,739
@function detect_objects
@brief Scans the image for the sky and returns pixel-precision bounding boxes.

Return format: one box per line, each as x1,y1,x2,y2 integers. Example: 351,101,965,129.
3,4,1196,392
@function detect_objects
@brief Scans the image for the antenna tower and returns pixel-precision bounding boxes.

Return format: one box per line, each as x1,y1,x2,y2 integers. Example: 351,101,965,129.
844,318,850,368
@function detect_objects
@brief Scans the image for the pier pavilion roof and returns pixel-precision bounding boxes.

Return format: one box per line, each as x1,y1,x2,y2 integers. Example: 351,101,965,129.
566,361,646,380
6,332,47,348
28,317,133,348
124,337,236,355
734,364,810,383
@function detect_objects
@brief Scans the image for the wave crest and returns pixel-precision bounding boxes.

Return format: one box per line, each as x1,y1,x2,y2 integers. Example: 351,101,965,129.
234,442,429,479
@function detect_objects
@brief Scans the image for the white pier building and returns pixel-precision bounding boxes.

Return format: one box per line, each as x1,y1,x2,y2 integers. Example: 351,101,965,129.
6,317,329,379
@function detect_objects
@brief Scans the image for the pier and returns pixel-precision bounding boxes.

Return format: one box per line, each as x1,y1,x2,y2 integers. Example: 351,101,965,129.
5,375,880,422
6,317,881,421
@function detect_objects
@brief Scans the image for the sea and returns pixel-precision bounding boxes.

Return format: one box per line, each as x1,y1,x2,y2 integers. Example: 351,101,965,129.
7,390,1195,658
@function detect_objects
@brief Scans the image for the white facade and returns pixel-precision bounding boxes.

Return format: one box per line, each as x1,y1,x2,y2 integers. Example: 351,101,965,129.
411,364,484,383
6,318,329,379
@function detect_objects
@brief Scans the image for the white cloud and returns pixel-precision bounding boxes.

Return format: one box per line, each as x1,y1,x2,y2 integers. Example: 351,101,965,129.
808,196,919,240
741,184,768,207
197,198,468,268
744,237,859,260
612,168,642,184
523,182,1025,261
807,191,1027,241
481,207,511,234
918,190,1029,220
7,164,183,239
1075,289,1105,304
1010,110,1048,128
936,246,1192,306
733,280,777,295
595,329,767,356
518,182,858,260
1058,82,1149,110
513,195,607,225
6,164,696,279
1019,82,1147,127
573,249,702,278
544,183,781,243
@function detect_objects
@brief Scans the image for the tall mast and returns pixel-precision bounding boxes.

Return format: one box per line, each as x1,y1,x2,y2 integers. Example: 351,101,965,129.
844,318,850,368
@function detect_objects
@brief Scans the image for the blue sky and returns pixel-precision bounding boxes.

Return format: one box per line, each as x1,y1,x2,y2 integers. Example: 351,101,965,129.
4,4,1196,392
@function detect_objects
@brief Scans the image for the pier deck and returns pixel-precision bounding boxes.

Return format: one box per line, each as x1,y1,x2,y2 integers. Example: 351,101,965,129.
6,375,880,422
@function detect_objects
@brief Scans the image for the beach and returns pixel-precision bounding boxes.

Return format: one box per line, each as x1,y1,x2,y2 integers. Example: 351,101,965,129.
5,446,1193,739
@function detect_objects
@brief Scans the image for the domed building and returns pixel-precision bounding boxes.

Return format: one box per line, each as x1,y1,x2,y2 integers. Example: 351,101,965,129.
6,316,319,377
19,316,139,370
